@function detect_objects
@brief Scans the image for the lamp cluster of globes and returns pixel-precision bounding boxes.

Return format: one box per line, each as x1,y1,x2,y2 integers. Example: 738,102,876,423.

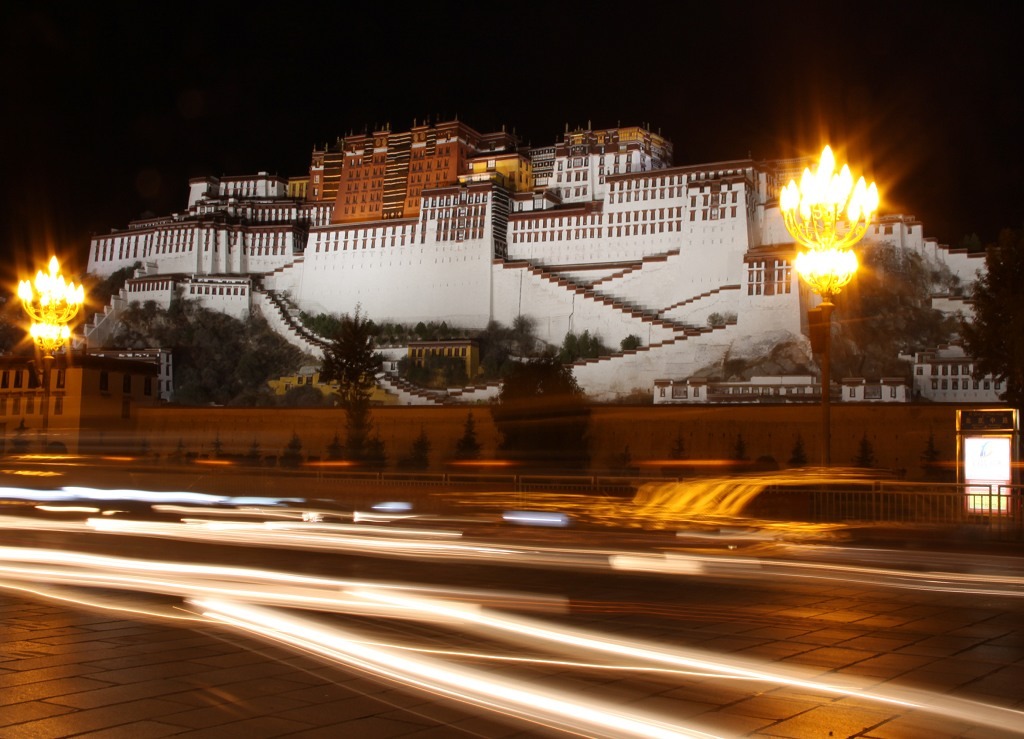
780,145,879,298
17,256,85,356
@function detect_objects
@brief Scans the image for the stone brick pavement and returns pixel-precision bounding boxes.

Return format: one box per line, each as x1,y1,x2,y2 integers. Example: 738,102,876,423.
0,593,533,738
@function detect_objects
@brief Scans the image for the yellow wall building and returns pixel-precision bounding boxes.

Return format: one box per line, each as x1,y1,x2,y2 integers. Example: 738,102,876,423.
0,354,159,454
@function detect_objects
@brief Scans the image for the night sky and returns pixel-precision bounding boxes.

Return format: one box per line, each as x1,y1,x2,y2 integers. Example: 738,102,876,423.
1,4,1021,283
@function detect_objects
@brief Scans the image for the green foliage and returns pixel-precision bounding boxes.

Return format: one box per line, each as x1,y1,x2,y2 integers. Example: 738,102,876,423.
491,356,590,469
319,308,383,408
85,262,140,321
511,314,537,357
298,312,344,340
454,412,482,460
399,352,468,389
477,321,516,378
558,329,609,363
853,433,876,468
961,228,1024,409
281,383,328,407
706,312,736,328
319,309,385,463
108,296,304,406
959,233,983,252
831,243,959,378
620,334,642,351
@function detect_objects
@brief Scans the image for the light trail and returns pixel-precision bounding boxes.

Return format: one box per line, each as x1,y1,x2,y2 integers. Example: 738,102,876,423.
195,599,720,739
2,508,1022,599
1,546,1022,735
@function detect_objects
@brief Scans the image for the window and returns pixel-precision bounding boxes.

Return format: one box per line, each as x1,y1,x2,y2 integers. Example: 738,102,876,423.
100,371,109,392
14,371,22,389
54,397,63,415
56,370,66,389
123,375,131,393
931,379,938,390
1,371,7,389
144,377,152,396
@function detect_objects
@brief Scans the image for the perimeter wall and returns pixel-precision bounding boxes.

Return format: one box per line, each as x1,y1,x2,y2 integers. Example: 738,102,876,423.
128,404,974,481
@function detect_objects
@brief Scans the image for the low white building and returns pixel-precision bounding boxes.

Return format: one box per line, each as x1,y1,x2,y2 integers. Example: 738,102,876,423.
912,345,1002,403
654,375,909,404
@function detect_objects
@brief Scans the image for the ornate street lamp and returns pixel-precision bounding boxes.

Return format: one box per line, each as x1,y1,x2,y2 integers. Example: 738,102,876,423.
17,256,85,445
780,146,878,466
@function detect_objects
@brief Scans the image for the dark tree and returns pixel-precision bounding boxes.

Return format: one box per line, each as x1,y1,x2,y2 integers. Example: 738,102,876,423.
244,439,262,467
281,432,303,468
731,433,748,461
399,427,431,469
281,384,327,407
788,434,808,467
558,330,610,363
668,427,686,460
325,432,344,461
319,308,384,462
961,228,1024,409
454,412,482,460
364,434,388,469
920,430,942,479
620,334,642,351
853,433,876,468
831,242,960,378
108,295,302,406
490,356,590,469
319,308,383,407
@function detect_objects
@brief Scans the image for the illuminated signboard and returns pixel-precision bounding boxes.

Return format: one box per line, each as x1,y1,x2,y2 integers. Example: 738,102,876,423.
958,409,1017,515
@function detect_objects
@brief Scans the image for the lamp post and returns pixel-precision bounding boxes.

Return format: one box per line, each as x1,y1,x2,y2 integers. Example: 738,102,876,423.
17,256,85,450
780,146,878,466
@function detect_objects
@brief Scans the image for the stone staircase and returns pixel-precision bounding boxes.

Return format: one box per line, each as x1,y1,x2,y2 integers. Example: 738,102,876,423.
253,286,329,358
505,260,705,339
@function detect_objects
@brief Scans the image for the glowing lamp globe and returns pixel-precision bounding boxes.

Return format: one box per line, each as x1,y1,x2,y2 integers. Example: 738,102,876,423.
17,256,85,355
780,145,879,252
793,247,858,298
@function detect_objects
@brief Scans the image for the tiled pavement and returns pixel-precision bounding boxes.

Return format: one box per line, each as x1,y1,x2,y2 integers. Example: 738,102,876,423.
0,593,530,738
4,537,1024,738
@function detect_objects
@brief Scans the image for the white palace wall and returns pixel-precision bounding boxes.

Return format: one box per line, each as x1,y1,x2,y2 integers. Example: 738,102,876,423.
296,223,494,327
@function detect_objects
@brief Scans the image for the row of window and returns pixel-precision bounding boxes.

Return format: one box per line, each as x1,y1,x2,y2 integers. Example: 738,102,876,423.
916,363,974,376
0,395,64,416
0,369,65,390
747,260,792,296
927,378,1001,391
512,222,686,243
188,285,247,297
94,224,295,263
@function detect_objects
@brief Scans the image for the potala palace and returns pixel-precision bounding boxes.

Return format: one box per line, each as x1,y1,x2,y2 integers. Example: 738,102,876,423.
83,120,985,402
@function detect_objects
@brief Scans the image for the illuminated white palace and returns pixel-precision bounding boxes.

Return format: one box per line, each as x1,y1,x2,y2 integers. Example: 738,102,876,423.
85,120,982,401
